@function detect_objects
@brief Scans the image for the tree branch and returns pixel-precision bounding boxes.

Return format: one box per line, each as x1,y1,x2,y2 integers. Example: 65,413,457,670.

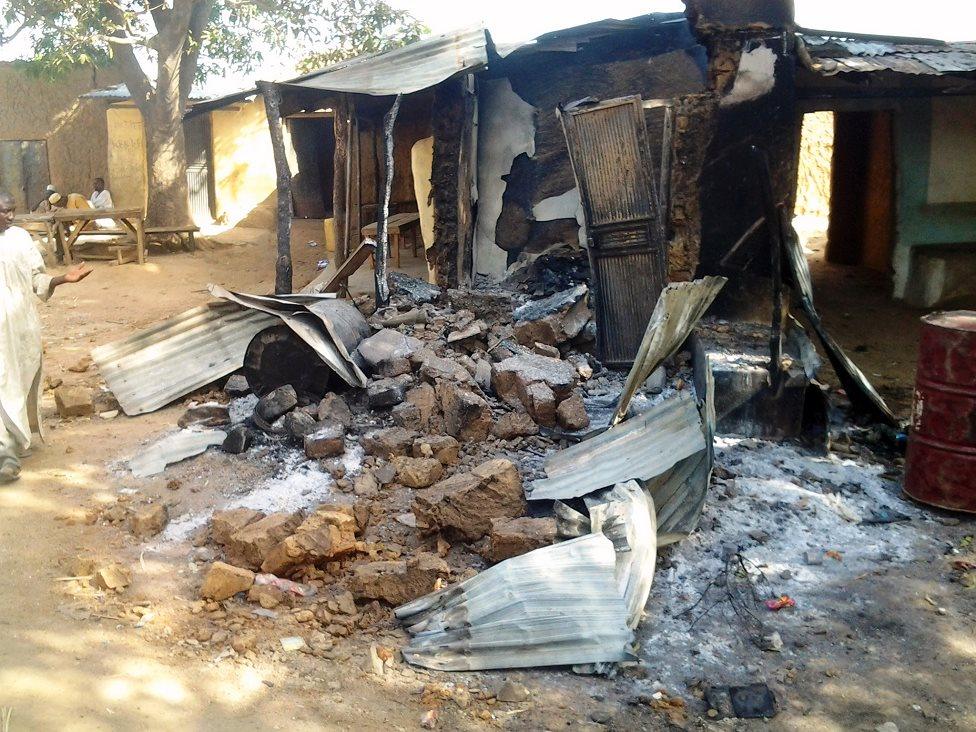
180,0,217,104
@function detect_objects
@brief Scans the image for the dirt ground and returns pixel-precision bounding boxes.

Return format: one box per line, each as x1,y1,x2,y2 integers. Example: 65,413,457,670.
1,224,975,731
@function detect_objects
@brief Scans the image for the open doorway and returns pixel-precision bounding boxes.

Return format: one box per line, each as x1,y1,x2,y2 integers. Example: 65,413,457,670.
287,114,335,219
826,110,895,271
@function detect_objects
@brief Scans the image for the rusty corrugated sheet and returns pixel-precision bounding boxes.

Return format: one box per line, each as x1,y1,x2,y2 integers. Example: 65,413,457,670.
799,32,976,76
559,96,668,367
91,303,277,416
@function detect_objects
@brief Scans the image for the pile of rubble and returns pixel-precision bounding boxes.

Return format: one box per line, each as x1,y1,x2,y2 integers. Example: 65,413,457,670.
84,271,729,674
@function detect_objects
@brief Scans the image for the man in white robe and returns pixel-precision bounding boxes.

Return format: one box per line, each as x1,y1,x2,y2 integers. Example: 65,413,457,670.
88,178,114,209
0,191,91,483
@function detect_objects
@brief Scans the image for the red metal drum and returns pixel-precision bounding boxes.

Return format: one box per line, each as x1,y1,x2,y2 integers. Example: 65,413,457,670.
905,310,976,512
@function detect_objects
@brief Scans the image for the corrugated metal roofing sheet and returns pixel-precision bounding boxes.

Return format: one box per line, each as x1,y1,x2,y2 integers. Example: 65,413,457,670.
525,392,706,501
283,27,489,96
91,302,277,416
799,32,976,76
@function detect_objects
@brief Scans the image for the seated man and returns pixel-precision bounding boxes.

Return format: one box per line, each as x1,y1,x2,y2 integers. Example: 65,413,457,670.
32,185,59,212
89,178,114,209
33,192,62,214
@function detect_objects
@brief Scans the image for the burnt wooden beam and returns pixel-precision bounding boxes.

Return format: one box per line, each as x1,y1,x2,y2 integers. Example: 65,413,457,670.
456,76,476,286
375,93,403,308
258,80,293,294
333,94,350,272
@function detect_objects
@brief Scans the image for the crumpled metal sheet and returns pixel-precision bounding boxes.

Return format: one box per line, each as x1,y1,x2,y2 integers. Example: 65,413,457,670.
585,481,657,628
525,391,706,502
129,429,227,477
91,302,277,416
209,285,369,388
612,276,727,425
395,534,634,671
783,228,897,426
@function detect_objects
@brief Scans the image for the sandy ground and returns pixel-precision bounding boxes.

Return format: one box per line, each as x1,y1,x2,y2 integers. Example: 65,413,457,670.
1,224,975,731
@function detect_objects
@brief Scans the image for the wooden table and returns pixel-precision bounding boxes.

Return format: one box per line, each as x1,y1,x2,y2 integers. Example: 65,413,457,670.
361,212,422,268
52,207,146,265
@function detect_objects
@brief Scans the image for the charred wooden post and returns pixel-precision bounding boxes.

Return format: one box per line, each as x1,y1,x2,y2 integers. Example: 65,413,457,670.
375,94,403,308
333,94,350,267
456,76,477,286
258,81,293,294
430,79,464,285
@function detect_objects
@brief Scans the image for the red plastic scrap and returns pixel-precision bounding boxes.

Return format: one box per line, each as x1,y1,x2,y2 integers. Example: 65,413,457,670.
764,595,796,611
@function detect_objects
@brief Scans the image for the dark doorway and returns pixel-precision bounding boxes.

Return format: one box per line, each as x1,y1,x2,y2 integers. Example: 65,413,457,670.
287,115,335,219
0,140,50,212
826,110,895,272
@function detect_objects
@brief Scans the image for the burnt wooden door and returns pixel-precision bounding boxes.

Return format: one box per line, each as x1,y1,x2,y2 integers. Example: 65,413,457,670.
560,96,667,368
0,140,50,212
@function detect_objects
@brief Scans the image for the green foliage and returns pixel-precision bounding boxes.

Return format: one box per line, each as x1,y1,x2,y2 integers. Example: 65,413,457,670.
1,0,427,88
296,0,429,73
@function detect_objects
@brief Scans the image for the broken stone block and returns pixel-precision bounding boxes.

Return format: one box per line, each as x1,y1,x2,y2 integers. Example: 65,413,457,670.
390,271,442,304
129,504,169,538
437,382,492,442
353,470,380,498
317,393,352,428
254,384,297,423
361,427,417,458
304,422,345,459
211,508,265,546
224,374,250,396
54,386,93,418
391,401,423,431
486,517,557,562
283,410,318,441
567,354,594,380
221,424,253,454
413,458,525,541
92,389,121,414
530,341,562,359
556,393,590,431
405,383,438,426
474,359,492,392
415,351,471,384
412,435,460,466
367,377,407,409
261,504,358,575
447,319,487,347
559,296,593,341
392,456,444,489
356,329,422,376
200,561,255,600
346,552,450,605
225,512,301,570
491,354,576,410
491,411,540,440
518,380,557,427
247,583,284,609
178,403,230,428
514,318,560,348
93,563,131,591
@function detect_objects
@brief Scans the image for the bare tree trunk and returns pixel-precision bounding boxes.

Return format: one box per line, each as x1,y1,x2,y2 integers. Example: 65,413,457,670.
258,81,294,294
143,96,192,227
375,94,402,308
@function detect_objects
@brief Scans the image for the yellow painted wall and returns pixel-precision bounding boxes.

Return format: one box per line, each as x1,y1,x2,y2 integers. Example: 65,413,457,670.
106,105,148,211
211,97,286,226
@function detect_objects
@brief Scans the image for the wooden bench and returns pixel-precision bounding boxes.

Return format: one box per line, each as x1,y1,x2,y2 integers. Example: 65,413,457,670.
361,212,421,268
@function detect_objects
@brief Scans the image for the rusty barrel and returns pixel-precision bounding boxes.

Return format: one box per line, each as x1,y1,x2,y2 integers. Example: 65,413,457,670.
905,310,976,512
